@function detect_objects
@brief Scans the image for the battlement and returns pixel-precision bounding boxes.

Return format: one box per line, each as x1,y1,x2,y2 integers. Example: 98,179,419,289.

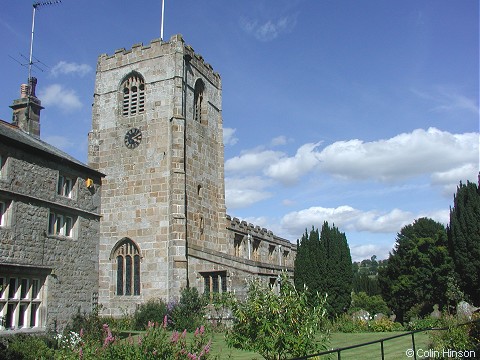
97,34,221,85
226,214,295,249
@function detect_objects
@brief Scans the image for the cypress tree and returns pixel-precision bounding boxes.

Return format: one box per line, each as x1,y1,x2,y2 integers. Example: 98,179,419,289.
294,222,353,316
447,181,480,305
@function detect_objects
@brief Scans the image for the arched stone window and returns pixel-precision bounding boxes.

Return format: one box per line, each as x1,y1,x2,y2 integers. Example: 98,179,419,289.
111,238,141,296
193,79,205,122
121,73,145,116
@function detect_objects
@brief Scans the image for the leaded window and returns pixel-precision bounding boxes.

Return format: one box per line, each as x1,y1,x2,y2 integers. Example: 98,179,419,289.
113,239,141,296
0,273,44,330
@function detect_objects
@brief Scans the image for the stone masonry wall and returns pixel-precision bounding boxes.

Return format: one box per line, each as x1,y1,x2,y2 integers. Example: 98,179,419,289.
0,140,101,331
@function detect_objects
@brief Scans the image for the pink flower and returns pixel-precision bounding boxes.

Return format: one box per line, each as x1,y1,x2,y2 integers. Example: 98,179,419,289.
200,325,205,335
79,328,84,338
171,331,179,343
163,315,168,329
103,334,114,348
79,347,83,359
182,329,187,339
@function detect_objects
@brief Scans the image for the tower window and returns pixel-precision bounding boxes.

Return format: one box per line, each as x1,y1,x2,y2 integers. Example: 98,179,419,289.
121,74,145,116
194,79,205,123
112,238,141,296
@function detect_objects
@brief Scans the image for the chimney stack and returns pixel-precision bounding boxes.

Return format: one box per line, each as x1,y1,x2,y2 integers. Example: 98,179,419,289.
10,77,43,138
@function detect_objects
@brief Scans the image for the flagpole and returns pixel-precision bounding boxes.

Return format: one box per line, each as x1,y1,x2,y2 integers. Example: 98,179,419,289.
160,0,165,41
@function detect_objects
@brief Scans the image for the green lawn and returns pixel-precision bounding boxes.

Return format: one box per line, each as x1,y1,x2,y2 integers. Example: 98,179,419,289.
208,331,431,360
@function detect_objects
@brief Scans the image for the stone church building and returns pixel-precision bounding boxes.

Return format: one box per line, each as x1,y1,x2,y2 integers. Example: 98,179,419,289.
0,34,295,329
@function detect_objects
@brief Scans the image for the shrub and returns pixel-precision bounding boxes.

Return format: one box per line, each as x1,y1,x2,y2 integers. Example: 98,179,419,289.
226,272,329,360
134,298,168,330
429,315,477,357
0,334,55,360
169,287,207,332
55,321,214,359
405,316,444,331
350,291,390,316
64,306,104,344
369,317,404,332
332,313,369,333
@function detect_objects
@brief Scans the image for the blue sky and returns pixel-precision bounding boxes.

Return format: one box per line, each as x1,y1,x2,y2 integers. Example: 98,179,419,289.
1,0,478,260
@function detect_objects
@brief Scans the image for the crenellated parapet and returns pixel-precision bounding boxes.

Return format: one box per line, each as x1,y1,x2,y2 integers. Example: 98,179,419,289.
97,34,221,88
226,214,296,269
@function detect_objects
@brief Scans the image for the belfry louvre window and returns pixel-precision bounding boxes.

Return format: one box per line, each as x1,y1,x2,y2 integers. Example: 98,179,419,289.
121,74,145,116
113,239,141,296
194,79,205,122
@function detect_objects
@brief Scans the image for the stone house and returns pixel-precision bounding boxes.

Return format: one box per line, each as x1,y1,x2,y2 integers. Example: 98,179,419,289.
0,80,103,331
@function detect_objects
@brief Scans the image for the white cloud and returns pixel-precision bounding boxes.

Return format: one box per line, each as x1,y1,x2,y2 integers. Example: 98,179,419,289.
265,142,322,185
223,127,238,146
318,128,478,182
270,135,288,146
225,176,273,209
240,15,297,41
412,87,479,114
354,209,413,233
38,84,82,111
350,244,389,262
225,149,284,174
431,163,478,196
51,61,92,77
280,205,432,237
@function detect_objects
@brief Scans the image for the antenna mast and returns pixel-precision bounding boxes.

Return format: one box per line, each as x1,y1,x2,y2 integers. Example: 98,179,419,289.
28,1,61,82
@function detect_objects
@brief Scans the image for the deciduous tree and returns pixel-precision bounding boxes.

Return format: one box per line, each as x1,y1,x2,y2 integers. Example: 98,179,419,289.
226,273,329,360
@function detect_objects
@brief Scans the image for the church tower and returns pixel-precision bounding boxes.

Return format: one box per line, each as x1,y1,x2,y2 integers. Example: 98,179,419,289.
88,35,227,315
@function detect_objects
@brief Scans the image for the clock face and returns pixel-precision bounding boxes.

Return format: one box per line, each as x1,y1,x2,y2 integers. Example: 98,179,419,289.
124,128,142,149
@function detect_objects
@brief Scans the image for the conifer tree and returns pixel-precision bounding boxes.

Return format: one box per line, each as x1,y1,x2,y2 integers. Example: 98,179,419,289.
294,222,353,316
447,180,480,305
379,218,453,322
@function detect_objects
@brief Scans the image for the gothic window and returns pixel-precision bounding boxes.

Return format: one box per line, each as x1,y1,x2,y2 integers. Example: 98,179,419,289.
112,238,141,296
194,79,205,122
121,73,145,116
